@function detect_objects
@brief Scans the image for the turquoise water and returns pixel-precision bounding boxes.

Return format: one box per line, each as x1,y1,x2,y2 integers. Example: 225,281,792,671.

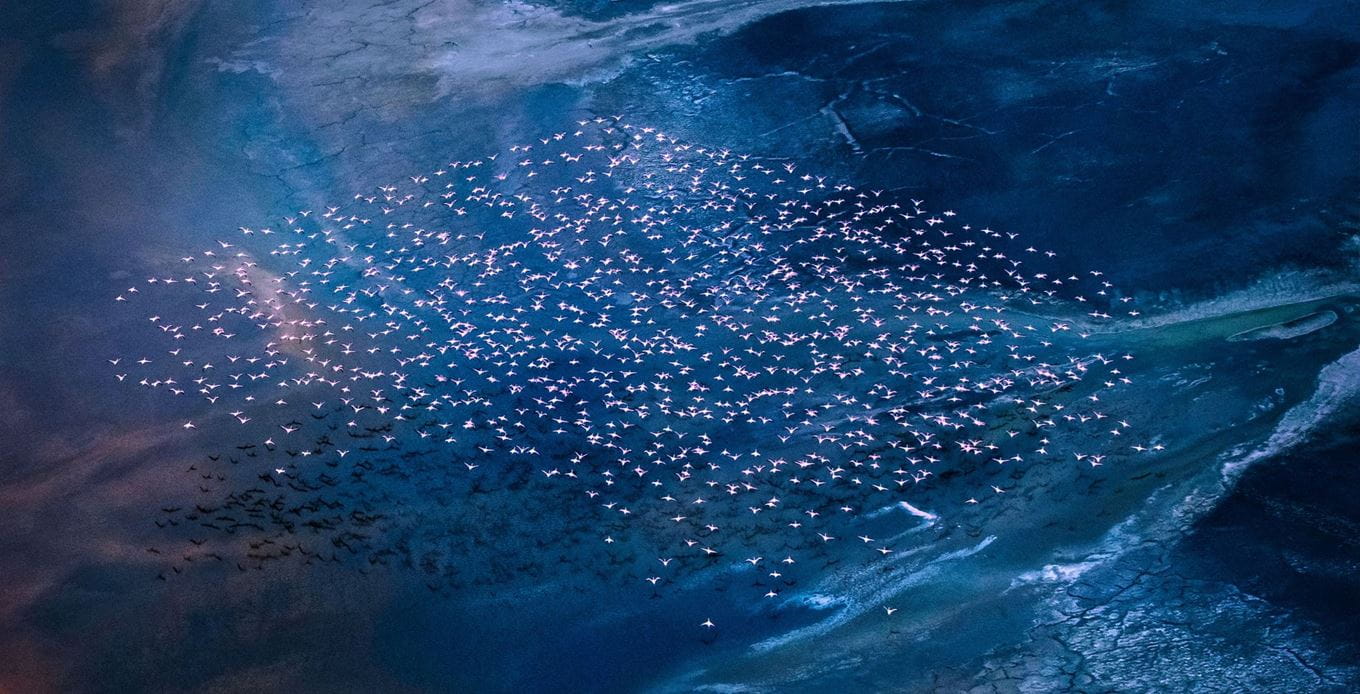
1,1,1358,692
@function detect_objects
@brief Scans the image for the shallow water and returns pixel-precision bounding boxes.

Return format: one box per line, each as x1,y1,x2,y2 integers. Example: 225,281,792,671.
1,0,1358,692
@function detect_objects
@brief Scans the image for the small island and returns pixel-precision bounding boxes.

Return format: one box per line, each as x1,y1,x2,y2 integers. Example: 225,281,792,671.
1228,309,1339,342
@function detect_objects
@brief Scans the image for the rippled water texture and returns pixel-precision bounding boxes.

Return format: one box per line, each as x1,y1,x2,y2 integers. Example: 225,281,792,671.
1,0,1357,692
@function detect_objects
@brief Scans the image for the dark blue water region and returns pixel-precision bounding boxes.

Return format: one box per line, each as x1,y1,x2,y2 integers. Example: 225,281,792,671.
603,0,1360,296
1183,412,1360,650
